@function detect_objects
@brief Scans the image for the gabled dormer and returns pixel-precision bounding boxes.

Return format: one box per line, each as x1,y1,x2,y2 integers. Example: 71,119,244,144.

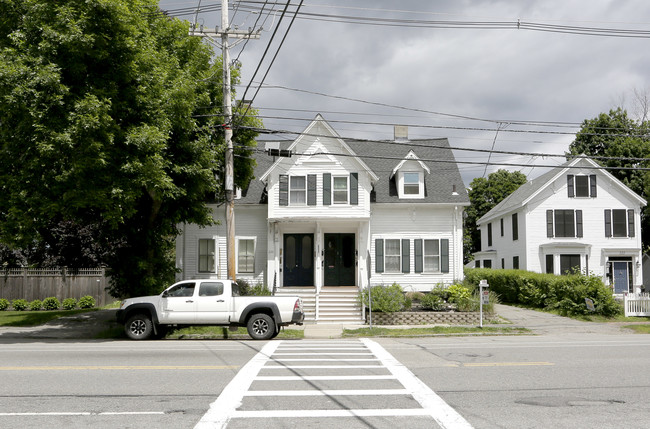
391,151,430,199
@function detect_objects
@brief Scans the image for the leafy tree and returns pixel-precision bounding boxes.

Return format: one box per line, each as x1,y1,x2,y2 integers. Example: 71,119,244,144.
568,108,650,249
0,0,260,297
464,170,527,262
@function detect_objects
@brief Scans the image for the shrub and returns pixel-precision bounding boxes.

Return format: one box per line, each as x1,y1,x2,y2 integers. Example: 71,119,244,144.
0,298,9,311
249,283,272,296
12,299,28,311
421,292,446,311
42,297,61,311
360,283,406,313
29,299,43,311
78,296,96,309
62,298,77,310
236,279,251,296
405,291,425,302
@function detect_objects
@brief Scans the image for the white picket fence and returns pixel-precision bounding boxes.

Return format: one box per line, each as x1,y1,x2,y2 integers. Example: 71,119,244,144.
624,293,650,317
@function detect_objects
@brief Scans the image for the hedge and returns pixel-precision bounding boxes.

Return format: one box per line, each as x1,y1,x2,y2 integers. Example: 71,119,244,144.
464,268,621,317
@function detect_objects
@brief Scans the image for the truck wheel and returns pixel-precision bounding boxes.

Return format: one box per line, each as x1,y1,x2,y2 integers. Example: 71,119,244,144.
247,313,275,340
125,313,153,340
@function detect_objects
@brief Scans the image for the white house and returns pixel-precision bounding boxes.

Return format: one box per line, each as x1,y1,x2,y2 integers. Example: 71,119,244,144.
473,157,646,294
176,115,470,322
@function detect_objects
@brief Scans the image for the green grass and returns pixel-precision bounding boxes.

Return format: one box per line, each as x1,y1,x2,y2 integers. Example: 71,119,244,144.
0,309,97,327
165,326,304,340
342,326,531,338
621,324,650,334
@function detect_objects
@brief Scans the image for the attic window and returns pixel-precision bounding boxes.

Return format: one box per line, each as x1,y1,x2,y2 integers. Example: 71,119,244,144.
403,172,420,195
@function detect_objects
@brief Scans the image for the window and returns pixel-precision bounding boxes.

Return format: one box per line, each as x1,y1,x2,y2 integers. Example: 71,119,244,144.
237,239,255,273
290,176,306,205
199,282,223,297
605,209,635,238
487,223,493,247
560,254,580,274
545,254,554,274
513,256,519,269
423,239,440,272
166,283,195,297
568,174,597,198
512,213,518,241
483,260,492,269
501,258,505,269
385,239,401,273
500,218,504,236
403,172,420,195
333,176,349,204
198,239,215,273
547,209,583,238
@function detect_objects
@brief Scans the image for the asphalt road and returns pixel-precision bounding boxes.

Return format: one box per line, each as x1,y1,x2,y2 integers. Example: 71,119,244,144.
1,333,649,429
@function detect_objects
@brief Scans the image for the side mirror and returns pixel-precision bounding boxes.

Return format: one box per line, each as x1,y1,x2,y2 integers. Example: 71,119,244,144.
162,290,169,298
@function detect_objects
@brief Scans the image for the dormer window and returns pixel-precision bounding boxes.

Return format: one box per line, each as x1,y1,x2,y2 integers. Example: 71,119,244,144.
333,176,349,204
403,172,420,195
290,176,306,205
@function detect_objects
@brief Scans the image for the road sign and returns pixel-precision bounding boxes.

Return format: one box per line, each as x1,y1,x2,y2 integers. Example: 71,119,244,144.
482,290,490,304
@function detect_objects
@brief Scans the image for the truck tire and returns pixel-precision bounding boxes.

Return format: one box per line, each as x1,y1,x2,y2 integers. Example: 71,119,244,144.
125,313,153,340
247,313,275,340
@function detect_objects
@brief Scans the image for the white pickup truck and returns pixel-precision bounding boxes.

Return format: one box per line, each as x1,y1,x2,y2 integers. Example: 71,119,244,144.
116,279,304,340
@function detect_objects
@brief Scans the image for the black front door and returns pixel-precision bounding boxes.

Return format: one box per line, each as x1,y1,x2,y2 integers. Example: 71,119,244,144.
324,233,355,286
283,234,314,286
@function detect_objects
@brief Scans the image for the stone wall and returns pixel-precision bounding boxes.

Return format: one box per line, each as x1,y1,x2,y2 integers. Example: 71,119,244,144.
367,311,493,325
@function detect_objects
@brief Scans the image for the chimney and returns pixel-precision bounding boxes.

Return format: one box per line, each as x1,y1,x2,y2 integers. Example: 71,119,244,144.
394,125,408,141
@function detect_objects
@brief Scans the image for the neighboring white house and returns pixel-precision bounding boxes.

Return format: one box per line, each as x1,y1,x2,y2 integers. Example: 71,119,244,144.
473,157,646,295
176,115,469,322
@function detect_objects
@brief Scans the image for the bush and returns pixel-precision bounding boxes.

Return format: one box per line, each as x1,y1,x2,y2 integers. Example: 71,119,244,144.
42,297,61,311
11,299,28,311
62,298,77,310
0,298,9,311
359,283,406,313
249,283,271,296
29,299,43,311
420,292,446,311
78,296,96,309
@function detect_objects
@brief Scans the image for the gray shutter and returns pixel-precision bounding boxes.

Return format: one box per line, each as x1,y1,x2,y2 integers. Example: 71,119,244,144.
567,175,574,197
441,239,449,273
546,210,554,238
628,209,635,237
279,175,288,206
350,173,358,205
401,239,410,273
307,174,316,206
414,239,423,273
590,175,597,197
605,209,612,237
375,239,384,273
576,210,583,238
323,173,331,206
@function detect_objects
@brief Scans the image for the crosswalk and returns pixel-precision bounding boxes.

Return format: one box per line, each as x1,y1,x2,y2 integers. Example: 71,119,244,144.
195,339,473,428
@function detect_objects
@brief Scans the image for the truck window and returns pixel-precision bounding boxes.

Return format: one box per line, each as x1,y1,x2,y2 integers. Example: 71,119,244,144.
199,282,224,297
231,283,240,297
166,283,195,297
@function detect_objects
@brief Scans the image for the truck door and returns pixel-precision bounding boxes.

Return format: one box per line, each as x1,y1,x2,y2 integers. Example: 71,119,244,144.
195,281,230,323
160,282,197,323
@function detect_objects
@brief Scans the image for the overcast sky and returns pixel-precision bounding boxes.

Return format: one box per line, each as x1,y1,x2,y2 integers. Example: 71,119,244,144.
159,1,650,185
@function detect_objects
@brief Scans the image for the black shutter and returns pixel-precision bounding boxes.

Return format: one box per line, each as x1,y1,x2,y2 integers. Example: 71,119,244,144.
546,210,554,238
401,239,410,273
441,239,449,273
323,173,331,206
567,175,574,197
307,174,316,206
279,175,288,206
628,209,635,237
605,209,612,237
350,173,358,205
590,175,597,197
375,239,384,273
414,239,423,273
512,213,518,241
576,210,583,238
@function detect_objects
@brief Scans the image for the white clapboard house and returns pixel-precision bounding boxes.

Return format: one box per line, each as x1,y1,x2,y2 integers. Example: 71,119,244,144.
473,157,646,295
176,115,469,322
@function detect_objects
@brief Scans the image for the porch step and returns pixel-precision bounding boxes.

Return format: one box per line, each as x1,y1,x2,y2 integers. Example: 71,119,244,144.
274,286,364,324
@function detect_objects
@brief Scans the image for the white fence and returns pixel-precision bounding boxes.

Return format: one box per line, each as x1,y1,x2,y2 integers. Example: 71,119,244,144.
624,293,650,317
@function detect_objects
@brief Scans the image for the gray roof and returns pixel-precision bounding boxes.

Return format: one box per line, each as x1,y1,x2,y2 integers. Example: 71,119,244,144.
239,138,469,205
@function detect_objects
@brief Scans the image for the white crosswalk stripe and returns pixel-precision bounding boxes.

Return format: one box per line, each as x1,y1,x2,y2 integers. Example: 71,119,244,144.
195,339,474,428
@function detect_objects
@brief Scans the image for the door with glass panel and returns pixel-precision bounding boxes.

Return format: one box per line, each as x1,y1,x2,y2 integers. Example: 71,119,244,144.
283,234,314,286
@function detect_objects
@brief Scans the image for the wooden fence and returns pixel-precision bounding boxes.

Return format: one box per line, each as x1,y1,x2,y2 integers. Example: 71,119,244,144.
0,268,113,307
624,292,650,317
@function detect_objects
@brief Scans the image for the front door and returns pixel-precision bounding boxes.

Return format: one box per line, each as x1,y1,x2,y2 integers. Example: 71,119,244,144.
613,261,630,294
283,234,314,286
324,233,356,286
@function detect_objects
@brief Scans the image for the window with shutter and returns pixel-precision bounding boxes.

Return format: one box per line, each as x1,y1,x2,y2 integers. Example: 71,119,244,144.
375,238,384,273
441,239,449,273
307,174,316,206
401,239,410,273
323,173,331,205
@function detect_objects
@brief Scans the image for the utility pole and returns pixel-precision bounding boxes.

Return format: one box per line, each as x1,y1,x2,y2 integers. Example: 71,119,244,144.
189,1,260,280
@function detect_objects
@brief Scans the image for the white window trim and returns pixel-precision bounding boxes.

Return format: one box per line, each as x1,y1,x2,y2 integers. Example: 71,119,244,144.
332,175,350,205
574,175,590,198
236,237,256,274
423,238,441,273
398,170,424,199
384,238,402,273
198,238,217,273
289,175,307,206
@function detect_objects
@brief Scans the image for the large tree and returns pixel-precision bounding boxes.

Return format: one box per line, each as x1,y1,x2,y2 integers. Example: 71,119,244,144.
0,0,260,297
464,169,527,263
568,108,650,249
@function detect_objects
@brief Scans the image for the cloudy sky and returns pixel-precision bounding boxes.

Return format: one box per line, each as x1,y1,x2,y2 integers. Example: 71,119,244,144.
159,1,650,185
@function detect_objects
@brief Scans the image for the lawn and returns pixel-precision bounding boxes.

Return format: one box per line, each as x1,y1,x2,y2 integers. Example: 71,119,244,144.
0,309,97,327
342,326,531,338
